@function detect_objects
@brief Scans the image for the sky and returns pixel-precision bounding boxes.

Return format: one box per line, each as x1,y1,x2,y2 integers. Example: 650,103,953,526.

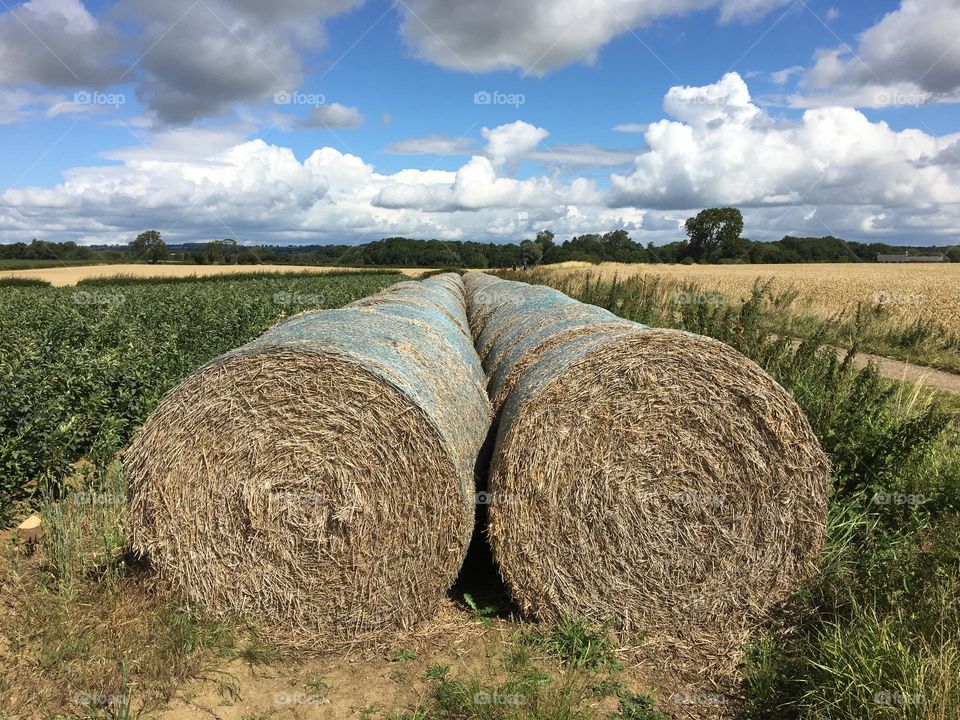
0,0,959,247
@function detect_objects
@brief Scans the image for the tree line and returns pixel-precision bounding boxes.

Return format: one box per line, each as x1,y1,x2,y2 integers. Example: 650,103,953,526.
4,208,959,267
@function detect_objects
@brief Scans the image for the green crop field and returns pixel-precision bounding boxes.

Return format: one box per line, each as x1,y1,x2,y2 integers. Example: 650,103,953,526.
0,271,400,522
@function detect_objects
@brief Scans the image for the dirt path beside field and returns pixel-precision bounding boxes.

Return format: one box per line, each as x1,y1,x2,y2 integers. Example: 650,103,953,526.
847,350,960,396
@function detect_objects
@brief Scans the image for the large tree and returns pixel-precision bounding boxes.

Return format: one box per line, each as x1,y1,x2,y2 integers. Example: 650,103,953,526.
684,208,744,263
205,238,239,264
129,230,169,264
535,229,555,251
519,239,543,265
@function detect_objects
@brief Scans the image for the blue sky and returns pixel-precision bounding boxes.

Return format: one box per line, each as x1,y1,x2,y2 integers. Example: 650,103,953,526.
1,0,958,246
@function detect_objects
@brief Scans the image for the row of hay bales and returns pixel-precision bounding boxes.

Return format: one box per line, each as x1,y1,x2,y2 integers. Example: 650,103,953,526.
125,270,830,662
125,273,491,642
464,271,830,661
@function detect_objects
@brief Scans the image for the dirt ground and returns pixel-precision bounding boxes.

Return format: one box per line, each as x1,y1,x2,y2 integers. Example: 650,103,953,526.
154,611,494,720
148,619,733,720
0,263,425,286
848,350,960,395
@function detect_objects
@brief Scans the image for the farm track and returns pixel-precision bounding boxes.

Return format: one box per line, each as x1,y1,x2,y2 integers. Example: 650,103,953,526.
777,336,960,395
848,349,960,396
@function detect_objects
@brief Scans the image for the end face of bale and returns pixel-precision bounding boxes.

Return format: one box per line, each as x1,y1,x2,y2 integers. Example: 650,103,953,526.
125,275,491,645
471,278,831,665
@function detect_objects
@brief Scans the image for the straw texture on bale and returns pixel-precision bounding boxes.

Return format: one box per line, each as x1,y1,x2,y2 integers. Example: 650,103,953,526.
125,274,490,642
464,272,830,661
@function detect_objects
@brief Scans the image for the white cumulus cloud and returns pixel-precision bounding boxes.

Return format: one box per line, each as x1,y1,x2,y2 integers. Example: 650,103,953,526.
609,73,960,212
2,78,960,247
796,0,960,108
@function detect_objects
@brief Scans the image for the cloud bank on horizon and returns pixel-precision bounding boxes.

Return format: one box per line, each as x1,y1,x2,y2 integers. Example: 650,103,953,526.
0,0,958,246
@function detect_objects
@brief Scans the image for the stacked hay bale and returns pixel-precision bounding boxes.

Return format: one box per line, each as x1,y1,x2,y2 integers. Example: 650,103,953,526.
125,274,490,643
465,272,830,661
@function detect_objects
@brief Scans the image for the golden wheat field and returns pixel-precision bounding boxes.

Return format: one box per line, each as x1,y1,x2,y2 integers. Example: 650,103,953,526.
0,263,425,286
544,261,960,336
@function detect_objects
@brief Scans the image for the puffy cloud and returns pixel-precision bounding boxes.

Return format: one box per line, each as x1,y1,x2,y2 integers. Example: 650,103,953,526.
0,124,593,244
373,155,600,212
482,121,549,169
609,73,960,211
399,0,790,75
121,0,363,124
797,0,960,107
2,139,332,224
302,102,364,128
662,72,762,126
0,0,364,124
0,0,121,87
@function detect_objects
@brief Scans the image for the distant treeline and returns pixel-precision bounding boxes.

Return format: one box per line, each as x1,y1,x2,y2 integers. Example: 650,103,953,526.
2,234,958,268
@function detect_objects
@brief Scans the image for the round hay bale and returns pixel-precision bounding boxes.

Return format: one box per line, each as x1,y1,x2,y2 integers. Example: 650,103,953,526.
465,273,830,661
125,274,491,643
474,286,579,363
350,280,469,337
485,311,634,413
466,278,573,342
